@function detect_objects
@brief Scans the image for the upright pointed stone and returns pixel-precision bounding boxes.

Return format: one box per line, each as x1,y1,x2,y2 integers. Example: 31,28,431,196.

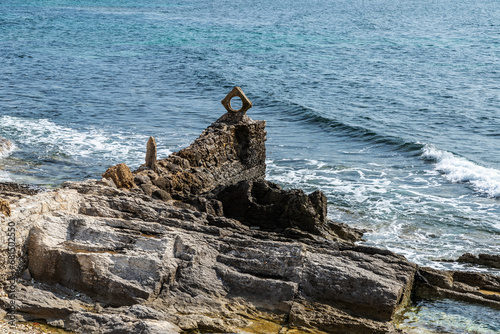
146,136,157,171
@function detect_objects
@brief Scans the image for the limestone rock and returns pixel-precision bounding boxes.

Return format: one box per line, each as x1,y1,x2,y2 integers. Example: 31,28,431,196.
288,300,400,334
0,283,180,334
0,184,78,283
102,163,135,189
5,180,416,333
415,267,500,309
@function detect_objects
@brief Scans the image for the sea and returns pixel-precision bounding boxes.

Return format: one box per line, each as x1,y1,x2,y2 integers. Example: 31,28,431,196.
1,0,499,332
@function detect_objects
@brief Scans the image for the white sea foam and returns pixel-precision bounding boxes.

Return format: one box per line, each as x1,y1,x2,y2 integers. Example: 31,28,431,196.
0,135,15,181
0,169,13,182
266,155,500,274
421,144,500,197
0,134,16,157
0,116,173,167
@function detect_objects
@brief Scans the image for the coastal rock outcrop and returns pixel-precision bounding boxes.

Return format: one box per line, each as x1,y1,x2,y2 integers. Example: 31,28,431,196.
456,253,500,270
2,179,416,333
130,109,267,197
414,267,500,309
213,179,363,241
1,89,499,333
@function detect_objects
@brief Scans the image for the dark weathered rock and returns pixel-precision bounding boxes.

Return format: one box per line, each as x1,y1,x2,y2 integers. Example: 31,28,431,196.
457,253,500,270
102,163,135,189
414,267,500,309
0,182,44,197
214,180,363,241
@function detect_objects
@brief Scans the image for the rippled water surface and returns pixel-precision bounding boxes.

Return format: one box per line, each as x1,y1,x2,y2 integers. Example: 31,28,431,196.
1,0,499,331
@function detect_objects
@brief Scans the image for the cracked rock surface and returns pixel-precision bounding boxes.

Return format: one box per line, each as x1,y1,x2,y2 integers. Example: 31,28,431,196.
2,180,416,333
1,110,498,333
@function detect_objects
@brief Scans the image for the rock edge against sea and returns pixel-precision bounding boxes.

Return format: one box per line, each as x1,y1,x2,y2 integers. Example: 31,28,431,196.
1,102,499,334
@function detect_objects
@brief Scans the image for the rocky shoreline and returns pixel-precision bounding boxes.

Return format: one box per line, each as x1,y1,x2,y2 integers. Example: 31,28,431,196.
1,92,499,333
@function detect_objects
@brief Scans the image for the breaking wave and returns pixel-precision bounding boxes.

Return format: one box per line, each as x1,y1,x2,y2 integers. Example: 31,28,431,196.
0,115,173,165
0,115,176,184
421,144,500,198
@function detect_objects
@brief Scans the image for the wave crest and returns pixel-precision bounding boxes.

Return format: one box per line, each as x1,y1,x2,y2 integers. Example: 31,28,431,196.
0,116,173,164
421,144,500,198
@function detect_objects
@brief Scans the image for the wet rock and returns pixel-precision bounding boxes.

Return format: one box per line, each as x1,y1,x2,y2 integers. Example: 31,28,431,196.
414,267,500,309
457,253,500,270
102,163,135,189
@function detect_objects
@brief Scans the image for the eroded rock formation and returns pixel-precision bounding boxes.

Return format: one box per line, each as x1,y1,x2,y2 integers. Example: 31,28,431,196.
1,91,499,333
102,163,135,189
1,179,416,334
0,199,10,217
134,110,267,198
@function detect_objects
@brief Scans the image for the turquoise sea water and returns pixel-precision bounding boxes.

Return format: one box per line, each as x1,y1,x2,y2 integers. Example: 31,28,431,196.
1,0,499,332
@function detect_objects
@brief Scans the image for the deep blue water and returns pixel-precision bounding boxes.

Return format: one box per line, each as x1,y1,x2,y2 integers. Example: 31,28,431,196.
1,0,499,331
